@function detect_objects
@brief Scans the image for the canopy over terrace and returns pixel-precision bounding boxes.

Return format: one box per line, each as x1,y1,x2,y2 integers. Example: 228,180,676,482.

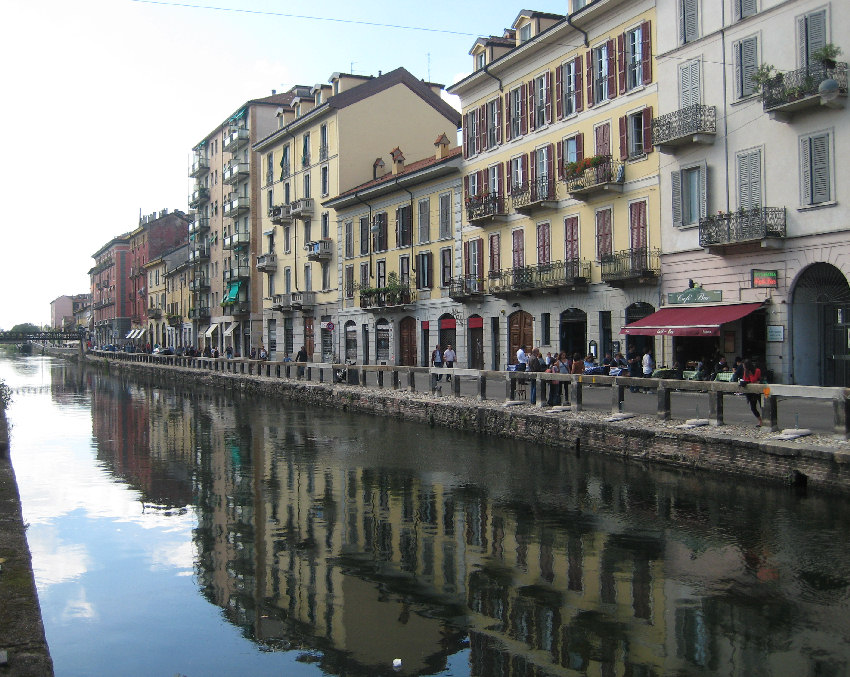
620,302,765,337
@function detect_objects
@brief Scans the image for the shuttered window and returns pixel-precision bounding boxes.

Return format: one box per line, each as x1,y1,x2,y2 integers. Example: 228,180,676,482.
629,200,648,250
680,60,701,109
800,133,831,205
344,220,353,258
438,193,451,239
489,233,501,274
595,209,613,260
798,9,826,69
512,229,525,268
565,216,579,261
671,161,708,228
418,198,430,243
737,149,762,210
680,0,698,44
537,222,551,264
734,35,758,99
735,0,757,21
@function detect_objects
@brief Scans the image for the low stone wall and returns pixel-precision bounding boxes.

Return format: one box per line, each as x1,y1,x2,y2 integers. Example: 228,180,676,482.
84,355,850,495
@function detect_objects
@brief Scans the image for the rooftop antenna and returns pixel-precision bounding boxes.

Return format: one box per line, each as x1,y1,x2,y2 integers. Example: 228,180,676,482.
427,52,431,82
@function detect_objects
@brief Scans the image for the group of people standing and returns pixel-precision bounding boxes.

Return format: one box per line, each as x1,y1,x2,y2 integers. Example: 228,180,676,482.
430,344,456,381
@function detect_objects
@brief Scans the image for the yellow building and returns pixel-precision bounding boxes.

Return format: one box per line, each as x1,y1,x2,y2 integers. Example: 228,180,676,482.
253,68,461,361
144,256,167,348
164,245,191,347
448,3,661,368
323,137,462,366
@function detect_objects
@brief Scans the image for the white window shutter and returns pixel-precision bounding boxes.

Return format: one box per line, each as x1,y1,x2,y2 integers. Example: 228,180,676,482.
698,160,708,219
806,11,827,67
741,36,758,97
800,136,812,205
671,170,683,227
811,133,830,204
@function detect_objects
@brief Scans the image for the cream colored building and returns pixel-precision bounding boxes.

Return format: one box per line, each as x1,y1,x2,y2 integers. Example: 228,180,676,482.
253,68,461,361
448,3,661,369
144,256,167,348
164,245,191,347
323,138,463,366
651,0,849,385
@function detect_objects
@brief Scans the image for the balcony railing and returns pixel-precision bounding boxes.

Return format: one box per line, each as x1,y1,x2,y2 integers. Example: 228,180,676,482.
146,307,162,319
189,244,210,262
319,144,329,161
565,156,625,199
93,298,114,310
511,176,556,213
465,192,507,223
699,208,786,249
188,306,210,319
256,253,277,272
223,266,251,282
223,126,249,153
223,231,250,250
290,291,316,309
762,63,847,117
600,248,661,285
359,284,415,309
651,105,717,148
223,194,249,218
290,198,314,218
280,164,290,180
167,314,182,327
488,259,592,296
448,276,485,300
190,156,209,177
227,300,251,315
306,239,332,261
222,160,249,185
189,187,210,208
189,217,209,235
189,276,210,292
271,293,292,312
269,204,291,224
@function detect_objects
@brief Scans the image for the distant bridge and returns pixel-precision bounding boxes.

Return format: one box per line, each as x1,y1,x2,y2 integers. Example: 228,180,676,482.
0,331,85,343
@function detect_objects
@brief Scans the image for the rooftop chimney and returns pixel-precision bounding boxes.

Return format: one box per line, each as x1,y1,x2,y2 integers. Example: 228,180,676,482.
390,147,404,175
434,133,451,160
373,157,386,180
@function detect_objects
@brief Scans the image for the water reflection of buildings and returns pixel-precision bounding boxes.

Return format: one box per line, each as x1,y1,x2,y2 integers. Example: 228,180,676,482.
82,370,850,677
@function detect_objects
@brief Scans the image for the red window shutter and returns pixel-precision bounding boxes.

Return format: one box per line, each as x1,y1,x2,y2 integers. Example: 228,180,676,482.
642,107,653,154
495,97,503,145
617,33,627,94
482,167,489,194
521,154,528,189
527,80,535,131
555,64,563,120
619,115,628,160
520,83,528,135
576,132,584,162
504,92,512,141
630,201,647,250
478,105,487,152
641,20,652,84
607,39,617,99
565,216,578,260
490,233,500,272
586,51,594,107
574,55,584,112
463,240,470,276
496,162,504,197
477,237,484,278
544,70,552,124
462,115,468,158
557,140,564,180
464,174,469,201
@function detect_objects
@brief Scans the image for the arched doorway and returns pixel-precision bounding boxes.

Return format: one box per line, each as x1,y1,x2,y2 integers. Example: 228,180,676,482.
438,314,456,353
509,310,534,364
467,315,484,369
624,302,655,358
399,316,417,366
559,308,587,358
344,321,357,362
792,263,850,386
376,318,390,364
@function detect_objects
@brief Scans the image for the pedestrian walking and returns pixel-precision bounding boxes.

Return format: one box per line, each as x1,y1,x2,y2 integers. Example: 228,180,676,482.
742,358,763,426
443,344,456,381
516,345,528,371
431,344,443,381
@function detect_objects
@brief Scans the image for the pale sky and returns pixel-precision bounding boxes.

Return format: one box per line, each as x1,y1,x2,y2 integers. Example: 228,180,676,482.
0,0,566,330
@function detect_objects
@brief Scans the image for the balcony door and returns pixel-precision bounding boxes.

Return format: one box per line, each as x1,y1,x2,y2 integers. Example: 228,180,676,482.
509,311,534,365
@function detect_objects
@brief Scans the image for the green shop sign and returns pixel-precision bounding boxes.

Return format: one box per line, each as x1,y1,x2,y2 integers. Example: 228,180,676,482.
668,288,723,304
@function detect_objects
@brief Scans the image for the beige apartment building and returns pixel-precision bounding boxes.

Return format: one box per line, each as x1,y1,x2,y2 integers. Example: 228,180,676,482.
449,3,661,369
253,68,461,360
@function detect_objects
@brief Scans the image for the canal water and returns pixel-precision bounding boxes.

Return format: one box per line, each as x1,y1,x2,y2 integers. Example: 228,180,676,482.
3,354,850,677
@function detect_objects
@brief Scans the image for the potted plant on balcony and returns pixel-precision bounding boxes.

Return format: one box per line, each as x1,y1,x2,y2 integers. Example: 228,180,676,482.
751,63,779,93
385,273,403,305
812,44,842,70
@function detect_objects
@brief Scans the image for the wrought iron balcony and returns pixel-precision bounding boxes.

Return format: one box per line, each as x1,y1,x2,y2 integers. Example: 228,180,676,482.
762,63,847,119
256,253,277,272
465,192,507,224
359,284,415,310
223,126,249,153
223,194,249,218
269,204,292,224
190,155,209,178
228,300,251,315
189,217,209,235
167,314,182,327
651,105,717,149
189,187,210,208
319,144,329,161
488,259,592,296
93,298,114,310
699,207,786,250
290,291,316,309
511,176,557,214
600,248,660,286
448,276,486,300
280,164,290,180
223,266,251,282
188,306,210,319
146,307,162,319
189,244,210,262
306,239,332,261
223,231,250,250
222,160,249,185
189,276,210,292
565,156,625,199
290,198,314,219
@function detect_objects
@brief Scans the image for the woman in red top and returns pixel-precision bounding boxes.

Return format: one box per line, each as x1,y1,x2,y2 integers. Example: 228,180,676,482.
742,358,763,425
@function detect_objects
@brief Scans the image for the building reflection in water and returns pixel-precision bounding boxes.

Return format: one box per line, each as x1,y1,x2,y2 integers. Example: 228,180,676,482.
80,366,850,677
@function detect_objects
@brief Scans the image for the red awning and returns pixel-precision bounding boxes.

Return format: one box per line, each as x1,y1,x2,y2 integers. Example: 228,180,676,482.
620,302,764,337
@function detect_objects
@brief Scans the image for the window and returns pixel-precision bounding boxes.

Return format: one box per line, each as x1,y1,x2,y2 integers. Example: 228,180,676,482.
321,262,330,290
620,109,652,159
680,60,701,109
798,9,826,68
268,272,275,297
534,72,549,128
519,23,531,43
266,152,275,186
572,0,587,11
590,42,611,104
563,134,582,165
376,260,386,288
396,205,412,248
303,172,311,199
344,266,354,299
559,58,580,117
680,0,698,44
281,145,290,179
465,109,479,157
623,24,646,90
373,212,388,252
486,98,500,149
284,267,292,294
400,255,410,286
629,200,648,250
735,0,757,21
302,132,310,165
565,215,579,260
467,172,480,200
319,123,328,160
537,222,551,265
487,165,500,197
416,252,433,289
476,52,486,70
359,262,369,289
418,198,430,243
321,165,329,196
283,225,291,253
321,212,329,239
733,35,758,99
509,87,524,139
439,193,452,239
595,208,613,260
541,313,551,345
267,189,274,211
359,216,369,255
512,229,525,268
737,148,762,210
440,248,452,287
800,132,831,206
489,233,501,274
672,162,707,227
304,219,312,243
465,238,483,285
304,263,312,292
284,182,290,204
344,221,353,258
510,155,526,193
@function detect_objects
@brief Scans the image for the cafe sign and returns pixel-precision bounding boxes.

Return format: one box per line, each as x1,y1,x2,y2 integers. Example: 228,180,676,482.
752,269,778,288
667,288,723,304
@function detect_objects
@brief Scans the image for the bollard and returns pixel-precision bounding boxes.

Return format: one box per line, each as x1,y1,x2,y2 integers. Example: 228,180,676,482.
763,393,779,432
569,377,583,412
507,374,516,401
408,369,416,392
378,370,384,388
611,382,625,414
832,396,850,439
708,391,724,426
392,370,400,390
657,385,671,421
453,374,461,397
477,374,486,402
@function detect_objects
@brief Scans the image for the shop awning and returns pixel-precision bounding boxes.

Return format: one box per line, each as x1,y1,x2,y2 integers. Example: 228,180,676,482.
620,302,764,337
125,330,135,339
204,323,219,338
223,322,238,337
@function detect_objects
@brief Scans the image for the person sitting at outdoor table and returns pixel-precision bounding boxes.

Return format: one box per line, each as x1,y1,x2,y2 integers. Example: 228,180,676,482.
571,352,585,375
712,355,730,380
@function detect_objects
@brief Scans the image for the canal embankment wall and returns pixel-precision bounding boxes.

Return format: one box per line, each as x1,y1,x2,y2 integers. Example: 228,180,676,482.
76,351,850,496
0,406,54,676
